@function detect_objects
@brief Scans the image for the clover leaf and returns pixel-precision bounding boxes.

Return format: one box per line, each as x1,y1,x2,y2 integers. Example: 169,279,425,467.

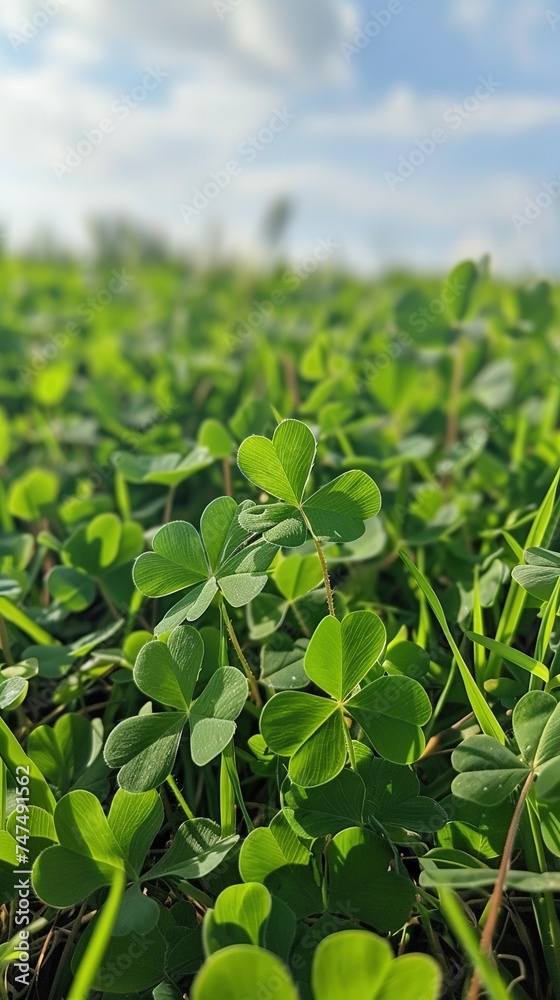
512,547,560,601
237,419,381,547
260,611,431,786
203,883,296,963
133,497,277,632
452,691,560,807
104,625,248,791
312,929,441,1000
32,788,238,913
32,788,161,907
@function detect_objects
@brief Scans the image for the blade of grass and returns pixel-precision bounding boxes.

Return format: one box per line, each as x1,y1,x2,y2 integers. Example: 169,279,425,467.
400,550,505,743
67,867,126,1000
467,632,549,683
438,888,510,1000
486,469,560,678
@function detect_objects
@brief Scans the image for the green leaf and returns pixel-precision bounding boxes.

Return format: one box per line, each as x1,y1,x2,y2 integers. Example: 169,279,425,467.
108,788,163,877
8,468,59,520
237,503,307,548
203,882,272,953
444,259,478,322
304,611,386,700
0,717,55,812
274,552,323,601
200,496,242,572
303,470,381,543
383,640,430,680
32,790,129,907
47,566,96,612
192,945,297,1000
190,667,248,766
312,929,441,1000
261,692,338,757
238,419,316,504
284,768,365,838
64,513,122,576
260,691,346,786
104,712,186,792
467,631,549,683
356,750,446,833
154,578,220,633
512,547,560,601
259,637,309,690
327,827,415,932
134,626,204,710
312,930,391,1000
144,818,238,881
112,448,214,486
290,710,347,787
513,690,557,766
347,676,431,764
400,550,506,743
452,736,529,805
198,418,233,460
239,812,323,917
133,521,208,597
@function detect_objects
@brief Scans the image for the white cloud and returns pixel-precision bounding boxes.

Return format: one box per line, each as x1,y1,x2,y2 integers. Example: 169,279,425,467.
310,85,560,139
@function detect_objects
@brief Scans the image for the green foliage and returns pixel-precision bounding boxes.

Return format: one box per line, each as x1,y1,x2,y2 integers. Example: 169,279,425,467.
1,256,560,998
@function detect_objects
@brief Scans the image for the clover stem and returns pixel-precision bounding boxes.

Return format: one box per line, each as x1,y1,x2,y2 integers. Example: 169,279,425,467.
166,774,195,821
221,602,262,707
467,769,535,1000
302,511,336,617
343,717,357,771
164,483,176,523
222,457,233,497
0,615,14,666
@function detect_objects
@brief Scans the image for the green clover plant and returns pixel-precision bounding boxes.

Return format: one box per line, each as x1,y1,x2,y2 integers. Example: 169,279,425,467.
104,625,247,791
133,497,277,633
260,610,432,785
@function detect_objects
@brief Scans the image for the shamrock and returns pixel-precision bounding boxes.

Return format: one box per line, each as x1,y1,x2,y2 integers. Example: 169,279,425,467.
237,419,381,547
104,625,247,792
32,787,238,910
260,611,431,786
133,497,277,634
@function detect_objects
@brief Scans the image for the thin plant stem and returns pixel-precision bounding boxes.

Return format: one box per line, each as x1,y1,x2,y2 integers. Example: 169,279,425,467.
302,510,336,617
221,601,262,707
164,483,176,523
467,771,535,1000
342,718,357,771
166,774,195,820
222,457,233,497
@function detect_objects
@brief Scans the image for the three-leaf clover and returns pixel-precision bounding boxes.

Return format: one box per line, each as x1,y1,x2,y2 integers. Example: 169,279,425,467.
452,691,560,813
260,611,431,786
237,419,381,546
104,626,248,791
32,788,238,911
133,497,277,633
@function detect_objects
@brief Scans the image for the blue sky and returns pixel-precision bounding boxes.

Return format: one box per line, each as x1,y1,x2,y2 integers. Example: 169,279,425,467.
1,0,559,275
